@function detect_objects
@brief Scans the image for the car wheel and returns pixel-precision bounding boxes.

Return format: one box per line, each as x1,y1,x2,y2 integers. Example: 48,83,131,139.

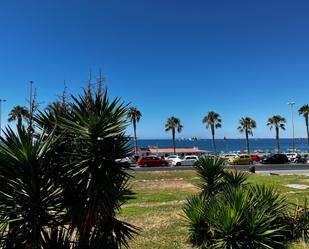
164,163,168,166
143,163,148,167
176,162,181,166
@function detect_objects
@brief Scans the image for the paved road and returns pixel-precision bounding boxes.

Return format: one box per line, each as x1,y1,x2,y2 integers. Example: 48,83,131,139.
130,163,309,175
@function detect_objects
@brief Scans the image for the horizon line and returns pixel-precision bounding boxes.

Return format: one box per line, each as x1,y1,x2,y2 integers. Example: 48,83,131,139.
137,137,309,140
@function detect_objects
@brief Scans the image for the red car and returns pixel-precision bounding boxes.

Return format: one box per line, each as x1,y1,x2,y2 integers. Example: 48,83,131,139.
137,156,169,167
251,154,261,162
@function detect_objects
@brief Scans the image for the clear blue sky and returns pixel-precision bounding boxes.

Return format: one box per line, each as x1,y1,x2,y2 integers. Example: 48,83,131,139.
1,0,309,139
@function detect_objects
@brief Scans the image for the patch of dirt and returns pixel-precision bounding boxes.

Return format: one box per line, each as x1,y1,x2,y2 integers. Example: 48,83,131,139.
133,179,197,191
299,178,309,184
124,200,186,208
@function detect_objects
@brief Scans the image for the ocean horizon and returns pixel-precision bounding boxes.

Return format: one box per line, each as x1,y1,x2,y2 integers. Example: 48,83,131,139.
135,138,309,153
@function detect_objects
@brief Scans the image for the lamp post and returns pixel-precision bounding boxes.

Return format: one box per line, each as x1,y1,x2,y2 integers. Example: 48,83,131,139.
288,101,295,151
0,99,7,138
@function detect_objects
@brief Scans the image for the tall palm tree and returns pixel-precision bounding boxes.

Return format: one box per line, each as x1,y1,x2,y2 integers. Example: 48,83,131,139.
267,115,286,152
8,105,29,127
298,104,309,145
165,116,183,154
237,117,256,154
202,111,222,153
127,107,142,154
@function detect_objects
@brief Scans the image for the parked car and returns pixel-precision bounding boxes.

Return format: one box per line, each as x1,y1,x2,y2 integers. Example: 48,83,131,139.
165,155,181,161
170,155,199,166
115,157,133,166
222,153,238,160
137,156,169,167
304,154,309,163
227,154,253,165
261,154,289,164
250,154,261,162
284,153,299,162
293,155,307,163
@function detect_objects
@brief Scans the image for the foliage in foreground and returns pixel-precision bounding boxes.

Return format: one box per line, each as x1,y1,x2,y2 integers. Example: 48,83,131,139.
0,87,136,248
183,157,309,249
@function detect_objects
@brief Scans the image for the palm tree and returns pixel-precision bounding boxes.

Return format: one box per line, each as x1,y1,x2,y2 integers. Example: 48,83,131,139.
8,105,29,127
237,117,256,154
165,116,183,154
127,107,142,154
298,104,309,145
202,111,222,153
267,115,286,152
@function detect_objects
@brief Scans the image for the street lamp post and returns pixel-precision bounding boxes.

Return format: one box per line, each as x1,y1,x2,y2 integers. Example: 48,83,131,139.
0,99,7,138
288,101,295,151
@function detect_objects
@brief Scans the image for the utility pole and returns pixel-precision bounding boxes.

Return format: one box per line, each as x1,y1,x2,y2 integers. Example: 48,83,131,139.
0,99,7,138
288,101,296,151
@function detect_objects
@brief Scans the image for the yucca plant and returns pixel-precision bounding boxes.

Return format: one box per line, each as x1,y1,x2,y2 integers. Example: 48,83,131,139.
210,187,286,249
223,170,248,189
194,157,225,197
54,88,137,248
0,126,65,248
184,157,292,249
0,86,137,248
183,195,213,248
285,199,309,242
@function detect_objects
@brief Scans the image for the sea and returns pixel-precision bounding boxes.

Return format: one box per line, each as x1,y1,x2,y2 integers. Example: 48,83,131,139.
136,138,309,153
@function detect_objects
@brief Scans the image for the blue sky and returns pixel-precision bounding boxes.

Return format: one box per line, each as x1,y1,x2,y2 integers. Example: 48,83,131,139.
1,0,309,139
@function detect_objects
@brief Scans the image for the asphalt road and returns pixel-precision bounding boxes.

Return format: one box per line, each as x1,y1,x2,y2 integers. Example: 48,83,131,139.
130,163,309,173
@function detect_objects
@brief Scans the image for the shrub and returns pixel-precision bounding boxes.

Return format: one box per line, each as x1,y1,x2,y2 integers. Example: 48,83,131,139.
0,88,136,248
184,157,307,249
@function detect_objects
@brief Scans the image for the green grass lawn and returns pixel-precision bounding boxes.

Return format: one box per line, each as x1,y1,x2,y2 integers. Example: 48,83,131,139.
119,170,309,249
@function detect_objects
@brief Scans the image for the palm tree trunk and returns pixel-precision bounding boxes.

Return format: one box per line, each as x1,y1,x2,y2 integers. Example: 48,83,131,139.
172,128,176,154
245,130,250,154
305,117,309,145
211,126,216,153
133,120,138,153
276,127,280,153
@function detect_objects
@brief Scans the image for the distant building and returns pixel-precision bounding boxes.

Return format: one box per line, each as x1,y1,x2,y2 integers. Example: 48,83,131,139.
133,147,209,157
